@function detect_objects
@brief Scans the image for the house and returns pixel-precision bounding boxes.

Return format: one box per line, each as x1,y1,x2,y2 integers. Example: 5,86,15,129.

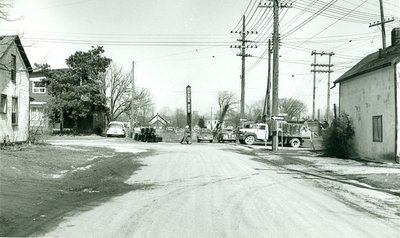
0,35,32,143
29,69,107,134
148,113,168,129
334,27,400,163
29,71,50,129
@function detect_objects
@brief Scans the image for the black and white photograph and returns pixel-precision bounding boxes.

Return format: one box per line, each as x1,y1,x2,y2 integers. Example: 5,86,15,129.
0,0,400,237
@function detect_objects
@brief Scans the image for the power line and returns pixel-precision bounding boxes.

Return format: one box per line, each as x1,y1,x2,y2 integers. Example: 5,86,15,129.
231,0,255,32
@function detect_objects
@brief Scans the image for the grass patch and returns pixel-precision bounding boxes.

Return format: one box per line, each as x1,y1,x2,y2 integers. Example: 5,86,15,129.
0,144,152,237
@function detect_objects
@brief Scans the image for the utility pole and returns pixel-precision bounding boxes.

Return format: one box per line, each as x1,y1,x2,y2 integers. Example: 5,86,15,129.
210,107,213,130
230,16,257,124
240,16,246,122
311,51,334,122
130,61,135,132
369,0,394,50
312,52,317,120
259,0,292,151
327,53,333,122
263,39,272,119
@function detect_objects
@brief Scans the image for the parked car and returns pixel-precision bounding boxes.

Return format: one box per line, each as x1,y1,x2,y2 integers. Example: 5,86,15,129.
197,128,213,143
106,121,126,137
217,128,236,142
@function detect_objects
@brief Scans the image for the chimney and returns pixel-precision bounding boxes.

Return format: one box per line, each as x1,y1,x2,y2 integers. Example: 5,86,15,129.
392,27,400,46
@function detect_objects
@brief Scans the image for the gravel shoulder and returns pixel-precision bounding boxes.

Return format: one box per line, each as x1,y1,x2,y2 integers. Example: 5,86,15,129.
246,146,400,220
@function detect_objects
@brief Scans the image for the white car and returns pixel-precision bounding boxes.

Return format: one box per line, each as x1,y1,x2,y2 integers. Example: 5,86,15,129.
106,121,126,137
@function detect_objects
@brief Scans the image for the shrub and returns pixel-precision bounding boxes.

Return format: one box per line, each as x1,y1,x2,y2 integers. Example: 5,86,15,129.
322,113,355,158
28,126,50,144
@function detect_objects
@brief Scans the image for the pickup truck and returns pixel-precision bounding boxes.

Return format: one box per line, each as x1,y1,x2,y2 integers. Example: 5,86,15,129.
238,121,311,147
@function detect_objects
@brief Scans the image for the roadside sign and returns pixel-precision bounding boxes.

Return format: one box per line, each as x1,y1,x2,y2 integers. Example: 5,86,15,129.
186,85,192,130
271,116,285,121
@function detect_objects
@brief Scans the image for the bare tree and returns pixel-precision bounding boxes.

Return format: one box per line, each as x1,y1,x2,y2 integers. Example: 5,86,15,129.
278,98,307,121
0,1,22,22
100,64,131,121
100,63,153,123
217,91,237,116
0,1,12,21
131,87,154,124
246,99,264,121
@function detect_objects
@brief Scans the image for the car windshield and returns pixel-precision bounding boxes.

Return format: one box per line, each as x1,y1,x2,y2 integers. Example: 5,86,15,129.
109,123,124,129
200,129,212,134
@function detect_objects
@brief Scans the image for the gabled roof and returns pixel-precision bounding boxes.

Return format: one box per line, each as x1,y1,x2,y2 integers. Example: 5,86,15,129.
334,43,400,84
0,35,32,73
148,114,168,126
30,68,69,78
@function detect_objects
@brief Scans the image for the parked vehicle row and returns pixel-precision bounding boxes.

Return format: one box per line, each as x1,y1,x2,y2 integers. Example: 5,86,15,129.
105,121,311,148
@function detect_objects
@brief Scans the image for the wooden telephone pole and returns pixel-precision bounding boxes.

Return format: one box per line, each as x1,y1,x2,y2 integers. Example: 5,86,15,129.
230,16,257,123
263,39,272,119
259,0,292,151
311,51,334,122
369,0,394,50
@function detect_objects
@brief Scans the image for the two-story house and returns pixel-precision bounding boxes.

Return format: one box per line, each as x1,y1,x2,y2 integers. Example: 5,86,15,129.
29,69,107,134
334,28,400,163
0,35,32,143
29,71,49,129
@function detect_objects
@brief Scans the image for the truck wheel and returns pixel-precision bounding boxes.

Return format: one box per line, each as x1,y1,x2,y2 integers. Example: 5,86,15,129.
244,135,255,145
289,138,301,148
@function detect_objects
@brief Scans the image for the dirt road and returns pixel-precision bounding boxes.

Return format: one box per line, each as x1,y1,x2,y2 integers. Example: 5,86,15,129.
44,138,400,237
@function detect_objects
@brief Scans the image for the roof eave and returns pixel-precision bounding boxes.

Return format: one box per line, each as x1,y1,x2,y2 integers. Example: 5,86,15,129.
334,62,393,84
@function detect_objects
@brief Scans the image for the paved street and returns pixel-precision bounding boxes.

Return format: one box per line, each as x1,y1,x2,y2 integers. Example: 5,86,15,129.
41,138,400,238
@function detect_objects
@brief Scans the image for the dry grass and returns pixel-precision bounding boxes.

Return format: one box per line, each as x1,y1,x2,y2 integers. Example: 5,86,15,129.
0,144,151,236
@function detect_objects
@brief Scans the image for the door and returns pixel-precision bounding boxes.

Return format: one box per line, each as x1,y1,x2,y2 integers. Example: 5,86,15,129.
256,124,268,141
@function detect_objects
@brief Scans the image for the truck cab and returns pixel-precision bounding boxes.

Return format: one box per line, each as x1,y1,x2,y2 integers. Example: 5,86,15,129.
238,123,269,145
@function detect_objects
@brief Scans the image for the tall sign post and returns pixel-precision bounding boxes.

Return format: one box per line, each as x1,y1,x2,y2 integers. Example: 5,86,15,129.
186,85,192,131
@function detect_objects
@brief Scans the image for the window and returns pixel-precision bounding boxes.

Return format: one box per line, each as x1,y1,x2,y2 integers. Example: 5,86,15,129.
11,54,16,83
0,94,6,114
12,97,18,125
30,106,45,126
372,115,383,142
258,125,266,130
33,81,46,93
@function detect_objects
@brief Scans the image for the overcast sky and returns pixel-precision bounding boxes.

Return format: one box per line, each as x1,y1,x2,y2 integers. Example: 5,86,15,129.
2,0,399,118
